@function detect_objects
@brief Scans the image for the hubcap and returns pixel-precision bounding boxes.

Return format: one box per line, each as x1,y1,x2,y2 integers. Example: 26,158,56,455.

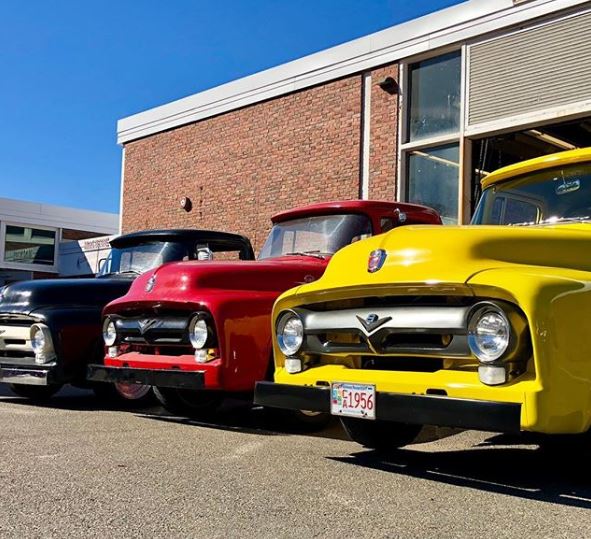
114,382,151,400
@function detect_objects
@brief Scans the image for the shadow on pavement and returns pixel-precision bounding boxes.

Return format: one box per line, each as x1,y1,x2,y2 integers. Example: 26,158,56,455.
0,383,455,443
136,403,348,439
329,433,591,509
0,384,162,413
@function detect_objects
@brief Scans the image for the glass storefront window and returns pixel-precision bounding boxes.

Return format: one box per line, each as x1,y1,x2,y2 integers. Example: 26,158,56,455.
4,225,56,266
407,51,461,141
407,143,460,224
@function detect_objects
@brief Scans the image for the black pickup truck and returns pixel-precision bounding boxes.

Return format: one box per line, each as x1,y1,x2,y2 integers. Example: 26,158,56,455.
0,229,254,402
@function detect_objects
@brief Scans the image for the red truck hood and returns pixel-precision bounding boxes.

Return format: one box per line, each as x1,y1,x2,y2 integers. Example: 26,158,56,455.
109,256,328,308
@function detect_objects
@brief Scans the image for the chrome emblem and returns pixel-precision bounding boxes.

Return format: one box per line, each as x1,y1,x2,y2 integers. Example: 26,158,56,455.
368,249,387,273
145,275,156,293
356,313,392,334
137,319,159,334
366,314,378,324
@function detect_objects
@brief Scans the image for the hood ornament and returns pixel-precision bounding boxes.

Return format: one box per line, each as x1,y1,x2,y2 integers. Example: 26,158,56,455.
368,249,387,273
145,275,157,293
357,313,392,334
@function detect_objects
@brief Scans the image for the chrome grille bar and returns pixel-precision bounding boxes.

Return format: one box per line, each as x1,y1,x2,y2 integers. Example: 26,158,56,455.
295,305,471,358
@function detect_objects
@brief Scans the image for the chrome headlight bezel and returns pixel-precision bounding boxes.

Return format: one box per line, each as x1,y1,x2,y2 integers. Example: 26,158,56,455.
276,311,304,357
188,315,209,350
30,323,55,364
467,302,511,363
102,317,117,347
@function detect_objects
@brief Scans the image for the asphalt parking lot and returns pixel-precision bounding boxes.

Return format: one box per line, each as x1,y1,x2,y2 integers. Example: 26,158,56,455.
0,385,589,538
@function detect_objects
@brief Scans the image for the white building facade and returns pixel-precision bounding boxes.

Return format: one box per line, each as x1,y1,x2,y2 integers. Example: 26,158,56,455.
0,197,118,285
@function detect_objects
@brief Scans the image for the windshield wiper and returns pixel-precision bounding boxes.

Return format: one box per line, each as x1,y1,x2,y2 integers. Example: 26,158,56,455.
284,250,327,259
509,216,591,226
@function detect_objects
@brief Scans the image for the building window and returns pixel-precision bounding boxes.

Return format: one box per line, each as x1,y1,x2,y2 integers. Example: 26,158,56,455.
407,51,461,142
401,50,463,224
3,225,57,266
407,144,460,224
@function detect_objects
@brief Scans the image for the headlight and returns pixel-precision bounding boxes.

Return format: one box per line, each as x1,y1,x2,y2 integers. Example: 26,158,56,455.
30,324,55,363
468,304,510,362
31,326,47,352
277,311,304,357
103,318,117,346
188,317,209,349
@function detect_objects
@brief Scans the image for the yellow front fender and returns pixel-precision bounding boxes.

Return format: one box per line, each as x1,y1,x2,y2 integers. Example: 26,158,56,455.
469,266,591,433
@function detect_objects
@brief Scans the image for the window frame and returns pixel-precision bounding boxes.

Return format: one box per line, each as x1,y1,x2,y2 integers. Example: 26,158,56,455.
0,221,59,273
398,45,471,224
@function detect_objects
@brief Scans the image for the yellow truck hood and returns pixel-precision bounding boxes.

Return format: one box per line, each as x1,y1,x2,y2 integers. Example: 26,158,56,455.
298,223,591,294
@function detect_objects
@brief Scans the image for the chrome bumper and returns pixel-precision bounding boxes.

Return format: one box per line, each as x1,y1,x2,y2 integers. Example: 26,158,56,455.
0,365,52,386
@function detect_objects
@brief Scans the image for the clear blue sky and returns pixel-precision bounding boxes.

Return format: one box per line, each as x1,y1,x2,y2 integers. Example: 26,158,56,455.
0,0,464,214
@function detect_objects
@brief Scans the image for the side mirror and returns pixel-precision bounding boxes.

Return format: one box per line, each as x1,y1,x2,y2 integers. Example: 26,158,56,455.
197,248,214,261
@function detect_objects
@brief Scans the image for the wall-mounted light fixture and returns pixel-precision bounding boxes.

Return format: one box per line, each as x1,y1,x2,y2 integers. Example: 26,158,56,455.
180,197,192,212
377,76,399,95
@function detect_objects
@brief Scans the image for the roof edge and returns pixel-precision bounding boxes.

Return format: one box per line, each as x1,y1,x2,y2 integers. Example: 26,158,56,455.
481,147,591,189
118,0,587,144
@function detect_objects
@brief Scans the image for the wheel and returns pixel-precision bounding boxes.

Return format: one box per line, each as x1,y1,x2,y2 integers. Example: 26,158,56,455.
88,338,154,406
340,417,422,451
264,407,331,431
291,409,331,430
92,382,154,406
9,383,62,401
153,387,223,417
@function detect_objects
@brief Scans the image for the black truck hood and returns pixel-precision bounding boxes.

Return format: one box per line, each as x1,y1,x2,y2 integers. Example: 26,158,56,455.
0,277,133,315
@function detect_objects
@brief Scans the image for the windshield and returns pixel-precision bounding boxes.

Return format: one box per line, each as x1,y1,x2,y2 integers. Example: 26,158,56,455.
98,241,191,276
258,214,372,260
472,162,591,226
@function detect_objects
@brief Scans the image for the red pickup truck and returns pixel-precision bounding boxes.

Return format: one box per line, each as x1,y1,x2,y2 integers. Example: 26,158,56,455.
88,200,440,423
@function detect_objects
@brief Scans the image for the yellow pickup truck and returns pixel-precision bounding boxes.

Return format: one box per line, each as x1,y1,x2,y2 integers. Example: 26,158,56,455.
255,148,591,450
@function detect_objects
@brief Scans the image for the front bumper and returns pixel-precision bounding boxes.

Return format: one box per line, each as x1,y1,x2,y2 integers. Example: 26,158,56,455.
0,363,57,386
255,382,522,433
87,364,205,390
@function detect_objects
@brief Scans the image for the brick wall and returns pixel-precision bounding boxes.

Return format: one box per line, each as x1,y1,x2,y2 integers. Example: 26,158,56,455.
368,65,400,200
122,64,400,253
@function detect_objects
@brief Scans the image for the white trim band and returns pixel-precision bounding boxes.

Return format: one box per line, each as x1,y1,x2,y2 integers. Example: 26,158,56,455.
117,0,589,144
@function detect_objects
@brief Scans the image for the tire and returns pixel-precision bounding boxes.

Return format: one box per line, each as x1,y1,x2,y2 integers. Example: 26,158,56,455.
291,409,332,430
92,382,155,407
9,383,62,401
153,387,223,417
340,417,422,451
264,407,331,431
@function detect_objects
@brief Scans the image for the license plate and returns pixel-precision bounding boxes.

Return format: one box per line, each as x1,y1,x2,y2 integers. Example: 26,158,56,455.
330,382,375,420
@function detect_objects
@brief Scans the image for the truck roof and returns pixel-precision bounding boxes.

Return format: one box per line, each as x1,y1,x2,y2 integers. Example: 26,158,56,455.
481,147,591,190
271,200,440,223
110,229,254,257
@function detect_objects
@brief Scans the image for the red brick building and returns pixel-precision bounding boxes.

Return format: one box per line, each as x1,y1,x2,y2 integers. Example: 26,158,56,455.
118,0,591,250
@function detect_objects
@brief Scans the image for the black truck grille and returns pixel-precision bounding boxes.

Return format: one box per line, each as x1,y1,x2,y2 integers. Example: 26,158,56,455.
113,316,190,346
